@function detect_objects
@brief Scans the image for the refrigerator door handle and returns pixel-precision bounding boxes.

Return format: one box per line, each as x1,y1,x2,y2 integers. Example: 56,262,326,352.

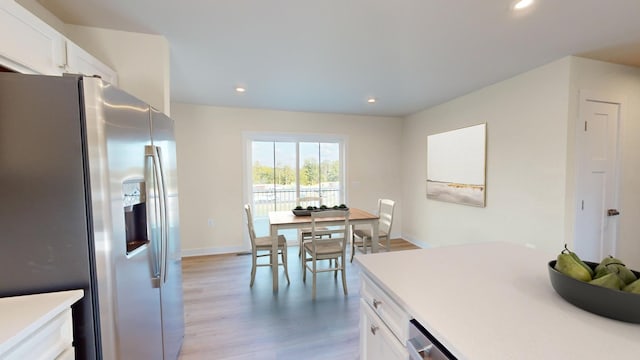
145,145,162,288
155,146,170,284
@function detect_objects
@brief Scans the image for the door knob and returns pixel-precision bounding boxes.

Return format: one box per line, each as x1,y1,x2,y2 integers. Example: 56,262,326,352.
607,209,620,216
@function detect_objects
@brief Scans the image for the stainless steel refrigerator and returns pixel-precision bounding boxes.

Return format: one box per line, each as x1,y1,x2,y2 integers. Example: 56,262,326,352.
0,73,184,359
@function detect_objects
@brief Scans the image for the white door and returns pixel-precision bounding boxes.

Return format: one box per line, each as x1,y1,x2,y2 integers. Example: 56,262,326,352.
574,93,621,262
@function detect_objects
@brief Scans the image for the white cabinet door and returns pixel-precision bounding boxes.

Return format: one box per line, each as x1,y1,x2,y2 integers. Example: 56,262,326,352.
0,0,65,74
66,40,118,85
0,1,117,85
360,300,409,360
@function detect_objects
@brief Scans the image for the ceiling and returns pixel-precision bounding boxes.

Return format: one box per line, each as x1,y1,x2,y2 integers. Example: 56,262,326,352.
33,0,640,117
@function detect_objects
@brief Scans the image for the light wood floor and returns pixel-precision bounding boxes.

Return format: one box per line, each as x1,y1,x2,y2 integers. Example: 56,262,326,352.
178,239,419,360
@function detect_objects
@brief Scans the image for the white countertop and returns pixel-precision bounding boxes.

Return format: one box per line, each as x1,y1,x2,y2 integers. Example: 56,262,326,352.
356,242,640,359
0,289,84,355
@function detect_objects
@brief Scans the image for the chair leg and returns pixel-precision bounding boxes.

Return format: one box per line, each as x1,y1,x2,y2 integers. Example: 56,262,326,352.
341,255,348,295
298,234,309,257
281,247,290,285
312,259,317,300
350,237,356,263
302,249,307,282
250,252,257,287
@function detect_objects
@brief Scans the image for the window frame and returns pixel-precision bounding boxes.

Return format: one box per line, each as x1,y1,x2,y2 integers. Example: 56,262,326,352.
242,131,348,233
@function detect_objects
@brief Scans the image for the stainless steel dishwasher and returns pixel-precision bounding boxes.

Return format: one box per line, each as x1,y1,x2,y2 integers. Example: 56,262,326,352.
407,319,457,360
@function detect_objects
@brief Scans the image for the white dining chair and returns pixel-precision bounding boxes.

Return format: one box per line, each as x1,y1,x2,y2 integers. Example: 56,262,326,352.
351,199,395,262
296,196,330,257
244,204,289,287
302,210,350,299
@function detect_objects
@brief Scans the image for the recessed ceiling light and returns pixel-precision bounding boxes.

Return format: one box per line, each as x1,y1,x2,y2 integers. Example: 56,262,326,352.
367,98,376,104
513,0,534,10
235,87,246,93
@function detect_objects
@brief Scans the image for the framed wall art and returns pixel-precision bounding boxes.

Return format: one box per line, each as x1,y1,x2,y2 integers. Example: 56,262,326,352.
426,123,486,207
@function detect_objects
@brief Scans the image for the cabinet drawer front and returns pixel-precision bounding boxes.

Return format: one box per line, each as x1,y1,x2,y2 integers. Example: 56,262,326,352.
2,308,73,360
361,273,409,343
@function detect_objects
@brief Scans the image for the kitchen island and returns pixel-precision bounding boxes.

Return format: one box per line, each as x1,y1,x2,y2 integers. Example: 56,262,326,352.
356,242,640,359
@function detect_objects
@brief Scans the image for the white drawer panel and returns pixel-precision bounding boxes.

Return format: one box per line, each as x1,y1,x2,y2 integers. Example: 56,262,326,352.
361,273,410,343
2,308,73,360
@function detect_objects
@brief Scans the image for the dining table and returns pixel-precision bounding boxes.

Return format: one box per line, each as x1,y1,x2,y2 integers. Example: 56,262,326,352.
268,207,380,292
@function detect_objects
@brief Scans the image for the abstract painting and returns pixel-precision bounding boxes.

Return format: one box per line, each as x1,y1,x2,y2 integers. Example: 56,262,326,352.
426,123,486,207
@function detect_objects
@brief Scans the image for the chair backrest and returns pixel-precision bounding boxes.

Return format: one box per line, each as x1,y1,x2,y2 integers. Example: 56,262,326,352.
296,196,323,208
310,210,349,251
377,199,395,237
243,204,257,248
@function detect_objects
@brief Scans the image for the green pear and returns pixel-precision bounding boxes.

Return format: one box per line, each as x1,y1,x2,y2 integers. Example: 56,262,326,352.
612,265,636,285
623,278,640,294
563,244,594,277
589,272,624,290
595,256,624,273
555,252,592,282
594,259,637,285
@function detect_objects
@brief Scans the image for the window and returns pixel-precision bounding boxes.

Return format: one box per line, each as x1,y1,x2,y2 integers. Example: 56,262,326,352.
245,133,346,236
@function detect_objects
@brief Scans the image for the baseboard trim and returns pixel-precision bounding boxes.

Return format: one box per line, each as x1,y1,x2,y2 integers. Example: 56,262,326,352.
182,239,305,258
182,245,248,258
399,234,430,249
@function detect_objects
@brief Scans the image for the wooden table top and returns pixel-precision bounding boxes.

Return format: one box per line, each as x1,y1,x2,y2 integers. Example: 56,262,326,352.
269,208,377,226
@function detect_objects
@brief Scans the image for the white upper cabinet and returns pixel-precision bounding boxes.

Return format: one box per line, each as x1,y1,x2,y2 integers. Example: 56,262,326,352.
0,0,117,85
65,40,118,85
0,0,65,74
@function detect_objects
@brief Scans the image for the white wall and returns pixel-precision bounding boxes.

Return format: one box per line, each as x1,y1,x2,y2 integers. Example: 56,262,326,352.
401,57,572,256
567,57,640,269
171,103,403,256
401,56,640,269
65,25,171,115
15,0,66,34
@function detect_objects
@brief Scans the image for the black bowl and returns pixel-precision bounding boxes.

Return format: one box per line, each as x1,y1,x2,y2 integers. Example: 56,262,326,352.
292,209,311,216
548,260,640,323
292,206,349,216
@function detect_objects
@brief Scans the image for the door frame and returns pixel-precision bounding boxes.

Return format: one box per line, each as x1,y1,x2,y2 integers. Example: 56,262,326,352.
572,89,625,258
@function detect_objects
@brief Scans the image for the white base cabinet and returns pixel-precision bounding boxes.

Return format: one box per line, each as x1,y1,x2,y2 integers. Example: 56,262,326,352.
0,290,84,360
359,273,409,360
360,300,409,360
